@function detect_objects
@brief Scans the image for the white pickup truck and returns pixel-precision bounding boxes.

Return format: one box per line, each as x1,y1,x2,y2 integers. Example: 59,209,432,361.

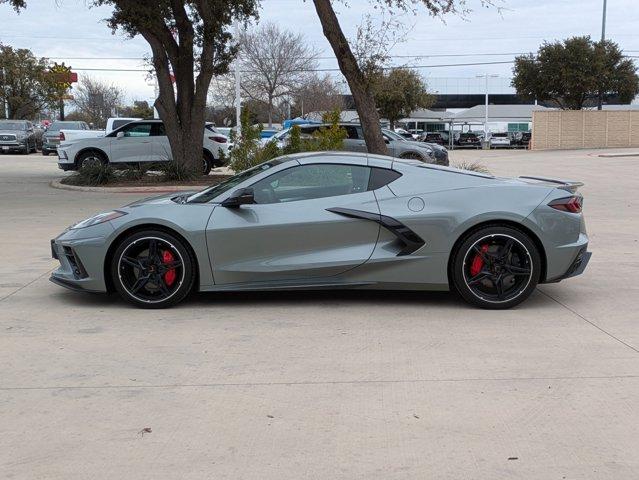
59,117,142,145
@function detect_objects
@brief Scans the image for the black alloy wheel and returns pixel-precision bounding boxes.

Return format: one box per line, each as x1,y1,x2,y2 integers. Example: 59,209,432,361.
111,230,195,308
452,226,541,309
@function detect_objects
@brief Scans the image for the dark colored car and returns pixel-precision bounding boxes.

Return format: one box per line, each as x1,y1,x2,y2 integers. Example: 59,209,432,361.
454,132,481,149
0,120,38,154
42,121,90,156
418,132,446,145
512,131,532,148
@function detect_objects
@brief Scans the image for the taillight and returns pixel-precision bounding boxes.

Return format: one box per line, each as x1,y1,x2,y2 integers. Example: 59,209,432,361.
59,131,65,141
209,136,227,143
549,196,583,213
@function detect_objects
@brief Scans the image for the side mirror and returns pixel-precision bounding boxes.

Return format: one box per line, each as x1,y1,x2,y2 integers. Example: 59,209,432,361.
116,131,125,139
221,188,255,208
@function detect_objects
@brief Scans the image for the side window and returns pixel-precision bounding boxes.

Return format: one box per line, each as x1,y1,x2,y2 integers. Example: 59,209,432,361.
368,167,402,190
151,123,166,136
252,164,371,204
344,126,360,140
299,126,319,139
122,123,152,137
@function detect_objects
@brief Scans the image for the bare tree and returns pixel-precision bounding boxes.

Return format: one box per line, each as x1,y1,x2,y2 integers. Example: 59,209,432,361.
292,73,344,118
238,22,319,127
72,76,122,128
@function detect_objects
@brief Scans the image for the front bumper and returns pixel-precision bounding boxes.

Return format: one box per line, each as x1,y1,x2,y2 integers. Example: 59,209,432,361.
50,223,114,293
0,141,27,152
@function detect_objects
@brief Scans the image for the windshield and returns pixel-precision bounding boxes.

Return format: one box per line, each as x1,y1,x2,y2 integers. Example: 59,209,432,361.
271,128,291,140
0,122,26,130
187,160,285,203
49,121,82,131
382,129,406,142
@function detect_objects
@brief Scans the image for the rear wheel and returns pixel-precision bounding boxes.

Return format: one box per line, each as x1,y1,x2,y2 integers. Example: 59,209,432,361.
110,230,196,309
451,226,541,309
202,152,213,175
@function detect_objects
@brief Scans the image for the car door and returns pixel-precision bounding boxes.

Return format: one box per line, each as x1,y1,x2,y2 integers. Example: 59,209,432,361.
108,122,153,164
149,122,172,162
343,126,367,153
206,159,381,285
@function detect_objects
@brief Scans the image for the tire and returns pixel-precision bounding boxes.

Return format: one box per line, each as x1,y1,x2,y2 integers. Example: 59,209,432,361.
450,225,541,309
77,150,107,169
110,230,196,309
202,153,212,175
42,149,50,156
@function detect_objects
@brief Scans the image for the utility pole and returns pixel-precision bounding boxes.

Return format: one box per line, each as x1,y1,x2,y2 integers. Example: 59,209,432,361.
234,21,242,136
1,66,8,119
598,0,608,110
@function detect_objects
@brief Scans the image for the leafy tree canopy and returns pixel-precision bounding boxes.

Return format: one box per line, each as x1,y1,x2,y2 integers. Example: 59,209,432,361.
370,68,433,128
0,44,61,119
512,36,639,110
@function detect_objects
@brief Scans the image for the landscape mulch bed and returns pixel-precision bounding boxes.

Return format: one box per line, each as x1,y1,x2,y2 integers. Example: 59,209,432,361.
60,174,232,188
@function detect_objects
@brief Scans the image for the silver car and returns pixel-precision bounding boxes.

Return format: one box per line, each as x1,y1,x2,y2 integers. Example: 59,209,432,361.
50,151,590,309
266,123,441,164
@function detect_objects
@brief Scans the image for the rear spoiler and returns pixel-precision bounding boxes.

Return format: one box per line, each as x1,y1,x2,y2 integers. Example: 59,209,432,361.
518,176,584,193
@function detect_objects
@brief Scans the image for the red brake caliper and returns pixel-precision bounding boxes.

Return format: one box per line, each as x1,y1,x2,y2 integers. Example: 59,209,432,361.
470,244,490,277
162,250,177,286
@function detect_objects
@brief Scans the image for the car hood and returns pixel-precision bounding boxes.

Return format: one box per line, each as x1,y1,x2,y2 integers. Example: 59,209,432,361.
124,191,200,208
0,129,23,136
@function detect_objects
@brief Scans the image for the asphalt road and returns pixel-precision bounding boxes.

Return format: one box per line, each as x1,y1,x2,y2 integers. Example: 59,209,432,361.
1,149,638,479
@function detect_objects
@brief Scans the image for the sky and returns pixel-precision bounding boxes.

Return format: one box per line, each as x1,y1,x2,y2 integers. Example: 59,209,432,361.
1,0,638,105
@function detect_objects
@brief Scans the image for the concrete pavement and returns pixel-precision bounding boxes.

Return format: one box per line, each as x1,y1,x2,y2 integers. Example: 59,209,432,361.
0,149,638,479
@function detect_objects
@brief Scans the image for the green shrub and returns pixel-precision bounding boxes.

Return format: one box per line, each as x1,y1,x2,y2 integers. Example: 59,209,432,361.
453,161,491,174
229,107,268,172
120,163,150,182
72,162,117,186
157,161,198,182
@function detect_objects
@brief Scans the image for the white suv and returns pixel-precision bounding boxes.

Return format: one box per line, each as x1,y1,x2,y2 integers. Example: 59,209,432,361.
57,120,229,174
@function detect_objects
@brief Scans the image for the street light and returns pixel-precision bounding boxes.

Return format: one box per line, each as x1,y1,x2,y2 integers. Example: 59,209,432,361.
477,74,499,144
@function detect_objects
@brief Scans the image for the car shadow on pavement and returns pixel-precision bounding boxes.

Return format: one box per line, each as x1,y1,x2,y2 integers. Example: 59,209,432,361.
50,286,554,311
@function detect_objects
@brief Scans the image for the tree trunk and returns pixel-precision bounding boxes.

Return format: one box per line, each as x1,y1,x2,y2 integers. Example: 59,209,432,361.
311,0,387,155
145,29,206,174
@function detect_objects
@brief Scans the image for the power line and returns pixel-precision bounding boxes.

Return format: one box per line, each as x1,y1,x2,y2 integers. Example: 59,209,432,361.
63,60,518,74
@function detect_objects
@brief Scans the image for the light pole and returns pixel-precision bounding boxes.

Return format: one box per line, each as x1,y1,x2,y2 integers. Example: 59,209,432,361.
598,0,608,110
233,20,242,136
477,73,498,145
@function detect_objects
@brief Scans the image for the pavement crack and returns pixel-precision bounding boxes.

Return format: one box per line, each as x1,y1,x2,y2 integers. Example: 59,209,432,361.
0,267,54,303
2,374,639,391
537,288,639,354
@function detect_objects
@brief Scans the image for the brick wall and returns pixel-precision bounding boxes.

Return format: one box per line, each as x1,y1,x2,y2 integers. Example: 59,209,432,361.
532,110,639,150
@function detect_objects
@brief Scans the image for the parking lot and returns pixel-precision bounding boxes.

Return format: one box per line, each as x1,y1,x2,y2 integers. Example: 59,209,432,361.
1,149,638,478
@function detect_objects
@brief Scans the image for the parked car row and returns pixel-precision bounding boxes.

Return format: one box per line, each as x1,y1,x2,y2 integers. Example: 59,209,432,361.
263,123,448,166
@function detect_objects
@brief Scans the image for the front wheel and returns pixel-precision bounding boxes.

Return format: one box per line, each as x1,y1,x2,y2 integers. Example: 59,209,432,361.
450,226,541,309
77,150,106,169
110,230,196,308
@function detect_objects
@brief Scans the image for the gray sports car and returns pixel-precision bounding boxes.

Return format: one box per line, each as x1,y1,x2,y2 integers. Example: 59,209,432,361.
50,151,590,309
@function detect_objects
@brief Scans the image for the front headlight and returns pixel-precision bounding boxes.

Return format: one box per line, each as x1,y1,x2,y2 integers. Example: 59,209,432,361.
70,210,127,229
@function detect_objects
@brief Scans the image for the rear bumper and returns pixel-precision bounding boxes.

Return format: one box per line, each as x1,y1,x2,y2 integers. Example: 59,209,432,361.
547,248,591,283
